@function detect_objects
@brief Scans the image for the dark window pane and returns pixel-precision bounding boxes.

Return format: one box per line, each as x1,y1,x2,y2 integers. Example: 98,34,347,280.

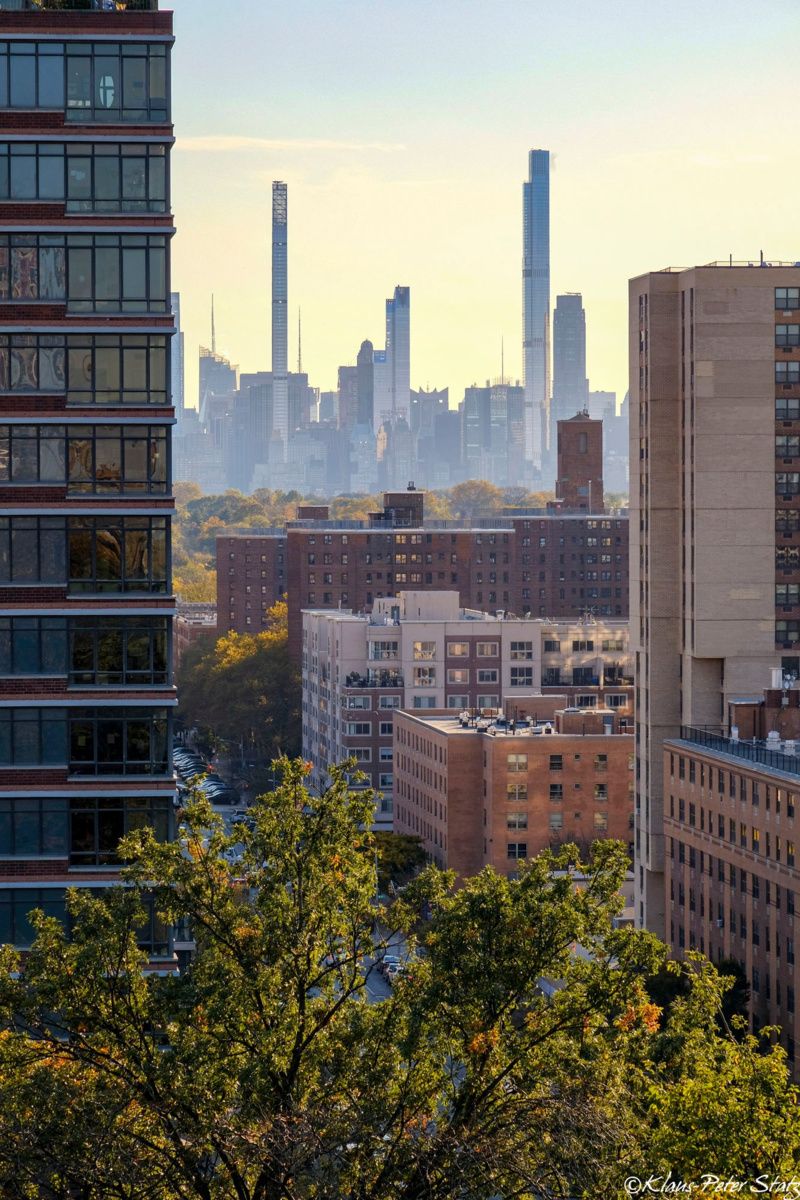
38,54,64,108
9,155,35,199
9,54,35,108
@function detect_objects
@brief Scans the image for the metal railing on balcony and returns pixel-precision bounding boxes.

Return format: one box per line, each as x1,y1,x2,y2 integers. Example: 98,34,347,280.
344,671,404,689
679,725,800,779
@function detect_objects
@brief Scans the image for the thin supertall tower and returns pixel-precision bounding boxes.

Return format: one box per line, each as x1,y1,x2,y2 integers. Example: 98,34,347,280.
522,149,550,477
272,181,288,454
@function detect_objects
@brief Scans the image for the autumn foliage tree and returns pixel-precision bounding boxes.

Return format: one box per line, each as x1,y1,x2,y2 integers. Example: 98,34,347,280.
177,600,300,759
0,762,797,1198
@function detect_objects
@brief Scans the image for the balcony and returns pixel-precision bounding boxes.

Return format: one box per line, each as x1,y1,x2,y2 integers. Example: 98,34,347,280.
344,671,404,690
678,725,800,779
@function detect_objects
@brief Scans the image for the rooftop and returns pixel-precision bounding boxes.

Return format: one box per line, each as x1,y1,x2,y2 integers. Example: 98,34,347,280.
671,726,800,781
656,259,800,273
397,710,629,739
0,1,159,9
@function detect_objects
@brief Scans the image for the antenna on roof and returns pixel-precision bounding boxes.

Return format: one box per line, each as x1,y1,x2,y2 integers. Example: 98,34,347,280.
298,307,302,374
211,293,216,355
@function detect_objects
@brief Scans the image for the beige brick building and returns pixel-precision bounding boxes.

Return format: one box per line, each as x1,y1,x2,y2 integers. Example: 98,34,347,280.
630,264,800,936
302,591,632,828
393,706,633,878
664,683,800,1072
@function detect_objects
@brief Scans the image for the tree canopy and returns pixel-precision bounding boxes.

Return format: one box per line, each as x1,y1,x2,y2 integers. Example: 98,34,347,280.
177,600,300,759
0,760,797,1199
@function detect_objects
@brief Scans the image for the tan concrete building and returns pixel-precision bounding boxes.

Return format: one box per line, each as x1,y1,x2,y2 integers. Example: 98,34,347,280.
631,263,800,936
664,682,800,1073
394,707,633,878
302,591,632,828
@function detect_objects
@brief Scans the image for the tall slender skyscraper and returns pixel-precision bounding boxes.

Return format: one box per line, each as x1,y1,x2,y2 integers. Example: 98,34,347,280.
386,286,411,421
271,181,288,456
552,293,589,427
171,292,185,416
522,149,550,476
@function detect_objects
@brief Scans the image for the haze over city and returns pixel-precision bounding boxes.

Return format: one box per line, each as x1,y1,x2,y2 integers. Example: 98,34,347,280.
169,0,799,409
2,1,800,1191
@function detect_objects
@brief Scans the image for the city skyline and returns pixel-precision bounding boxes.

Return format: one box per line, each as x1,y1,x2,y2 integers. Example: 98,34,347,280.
168,0,799,414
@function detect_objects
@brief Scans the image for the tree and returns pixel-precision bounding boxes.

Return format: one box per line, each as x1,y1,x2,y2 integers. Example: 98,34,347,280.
177,600,300,759
173,557,217,603
0,765,798,1199
448,479,504,519
328,494,379,523
374,831,426,890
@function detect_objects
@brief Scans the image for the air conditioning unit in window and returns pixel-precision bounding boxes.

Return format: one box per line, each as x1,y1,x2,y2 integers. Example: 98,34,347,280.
717,918,724,929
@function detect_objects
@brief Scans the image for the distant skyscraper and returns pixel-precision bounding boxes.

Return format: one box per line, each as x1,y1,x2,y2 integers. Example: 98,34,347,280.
386,285,410,421
170,292,184,415
552,293,589,427
522,149,550,476
356,339,375,428
373,348,391,433
271,181,288,455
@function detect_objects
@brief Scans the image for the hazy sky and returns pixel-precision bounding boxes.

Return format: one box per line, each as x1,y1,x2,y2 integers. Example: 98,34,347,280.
169,0,799,411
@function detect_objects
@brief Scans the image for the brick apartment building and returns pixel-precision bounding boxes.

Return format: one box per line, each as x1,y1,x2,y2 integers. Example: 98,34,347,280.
0,0,176,959
216,415,630,660
301,590,633,827
393,704,634,878
217,490,629,661
664,679,800,1073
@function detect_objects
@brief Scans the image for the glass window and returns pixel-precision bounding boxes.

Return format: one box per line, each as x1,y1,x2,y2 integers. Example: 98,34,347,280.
0,708,67,765
0,616,68,675
68,707,170,777
0,796,68,857
0,234,167,312
69,616,169,686
0,516,66,583
0,888,67,950
0,41,169,123
69,794,170,866
413,641,436,660
510,641,533,660
68,516,168,594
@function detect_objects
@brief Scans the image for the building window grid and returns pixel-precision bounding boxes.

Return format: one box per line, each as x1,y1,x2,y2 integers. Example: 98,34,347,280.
0,141,168,213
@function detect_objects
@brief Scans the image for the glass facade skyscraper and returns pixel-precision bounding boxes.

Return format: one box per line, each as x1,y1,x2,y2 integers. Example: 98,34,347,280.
0,0,175,960
552,292,589,428
271,180,288,457
522,148,550,477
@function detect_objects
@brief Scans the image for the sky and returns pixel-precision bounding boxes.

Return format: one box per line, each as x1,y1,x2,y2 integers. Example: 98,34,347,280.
169,0,800,412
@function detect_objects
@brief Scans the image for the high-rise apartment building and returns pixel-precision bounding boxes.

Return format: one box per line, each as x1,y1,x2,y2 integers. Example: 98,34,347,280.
552,293,589,430
631,262,800,936
522,149,550,477
302,591,632,827
271,180,288,457
0,0,176,959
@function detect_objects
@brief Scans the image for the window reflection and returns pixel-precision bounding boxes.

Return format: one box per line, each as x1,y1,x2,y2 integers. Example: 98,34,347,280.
0,41,168,124
0,334,167,404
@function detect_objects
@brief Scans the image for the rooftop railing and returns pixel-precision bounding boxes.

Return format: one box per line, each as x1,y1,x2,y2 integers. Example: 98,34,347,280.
679,725,800,778
0,1,159,10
